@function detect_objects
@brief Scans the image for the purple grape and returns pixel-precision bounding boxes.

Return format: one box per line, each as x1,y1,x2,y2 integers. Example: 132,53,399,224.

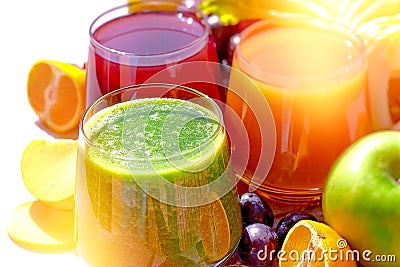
275,211,318,250
239,192,274,227
238,223,278,266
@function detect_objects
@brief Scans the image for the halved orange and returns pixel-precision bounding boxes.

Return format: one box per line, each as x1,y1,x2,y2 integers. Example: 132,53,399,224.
27,60,86,133
199,192,231,263
279,220,357,267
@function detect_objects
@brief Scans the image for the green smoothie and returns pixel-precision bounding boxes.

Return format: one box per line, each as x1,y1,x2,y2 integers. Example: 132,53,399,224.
76,98,242,267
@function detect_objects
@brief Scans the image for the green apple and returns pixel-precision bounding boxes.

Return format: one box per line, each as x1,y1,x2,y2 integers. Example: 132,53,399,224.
323,130,400,267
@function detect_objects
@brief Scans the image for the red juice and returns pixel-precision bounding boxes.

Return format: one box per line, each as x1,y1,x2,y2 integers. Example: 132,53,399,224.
86,11,223,107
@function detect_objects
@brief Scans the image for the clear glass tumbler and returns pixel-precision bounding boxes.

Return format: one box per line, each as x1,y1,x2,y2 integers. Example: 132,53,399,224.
75,83,242,267
226,18,372,211
86,0,223,108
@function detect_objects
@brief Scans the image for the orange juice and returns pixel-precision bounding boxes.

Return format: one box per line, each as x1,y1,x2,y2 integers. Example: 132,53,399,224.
227,19,372,202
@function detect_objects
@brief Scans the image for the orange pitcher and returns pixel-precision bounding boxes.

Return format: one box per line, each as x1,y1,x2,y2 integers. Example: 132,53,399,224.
221,0,400,215
226,18,372,213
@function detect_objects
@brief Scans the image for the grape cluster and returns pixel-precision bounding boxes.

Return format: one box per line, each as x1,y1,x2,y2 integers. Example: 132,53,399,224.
225,192,318,267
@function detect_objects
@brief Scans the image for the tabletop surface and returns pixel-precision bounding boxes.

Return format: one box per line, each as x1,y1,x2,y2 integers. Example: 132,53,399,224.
0,1,125,266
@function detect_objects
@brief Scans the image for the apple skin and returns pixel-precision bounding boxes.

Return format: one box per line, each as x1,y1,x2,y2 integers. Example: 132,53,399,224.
322,130,400,267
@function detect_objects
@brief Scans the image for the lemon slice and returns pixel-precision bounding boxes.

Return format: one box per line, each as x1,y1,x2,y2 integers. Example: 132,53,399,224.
21,139,78,210
7,201,75,253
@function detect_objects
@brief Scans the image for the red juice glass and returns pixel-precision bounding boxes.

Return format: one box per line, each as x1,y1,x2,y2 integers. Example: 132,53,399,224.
86,0,223,108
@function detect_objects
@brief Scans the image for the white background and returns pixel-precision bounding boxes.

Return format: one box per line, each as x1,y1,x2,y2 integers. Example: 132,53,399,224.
0,0,125,266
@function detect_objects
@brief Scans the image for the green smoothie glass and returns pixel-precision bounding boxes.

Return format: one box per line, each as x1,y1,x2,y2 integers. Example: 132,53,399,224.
75,83,242,267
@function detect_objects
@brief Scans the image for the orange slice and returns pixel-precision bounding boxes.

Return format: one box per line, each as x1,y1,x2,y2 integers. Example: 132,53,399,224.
199,192,231,262
358,15,400,130
279,220,357,267
389,70,400,123
27,60,86,133
20,139,78,210
7,201,75,253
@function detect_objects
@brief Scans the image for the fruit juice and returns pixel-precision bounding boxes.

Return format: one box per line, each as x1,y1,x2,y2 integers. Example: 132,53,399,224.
86,11,222,107
227,22,372,200
75,98,242,266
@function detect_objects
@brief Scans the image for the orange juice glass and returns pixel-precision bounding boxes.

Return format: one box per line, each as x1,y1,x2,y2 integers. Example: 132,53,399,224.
226,19,372,209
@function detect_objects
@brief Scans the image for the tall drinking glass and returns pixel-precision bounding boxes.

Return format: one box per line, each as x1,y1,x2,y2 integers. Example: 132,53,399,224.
75,83,242,266
226,18,372,212
86,0,223,108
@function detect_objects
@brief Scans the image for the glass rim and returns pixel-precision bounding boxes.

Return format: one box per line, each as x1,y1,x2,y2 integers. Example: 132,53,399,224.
235,18,367,87
80,83,224,163
89,0,211,65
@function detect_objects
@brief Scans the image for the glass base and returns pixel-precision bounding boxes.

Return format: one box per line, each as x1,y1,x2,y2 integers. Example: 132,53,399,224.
210,241,240,267
236,174,324,223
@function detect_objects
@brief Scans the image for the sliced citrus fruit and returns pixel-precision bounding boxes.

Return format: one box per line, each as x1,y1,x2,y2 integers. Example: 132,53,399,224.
20,139,78,210
199,192,231,263
27,59,86,133
388,70,400,123
7,201,75,253
279,220,357,267
356,15,400,130
393,120,400,130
